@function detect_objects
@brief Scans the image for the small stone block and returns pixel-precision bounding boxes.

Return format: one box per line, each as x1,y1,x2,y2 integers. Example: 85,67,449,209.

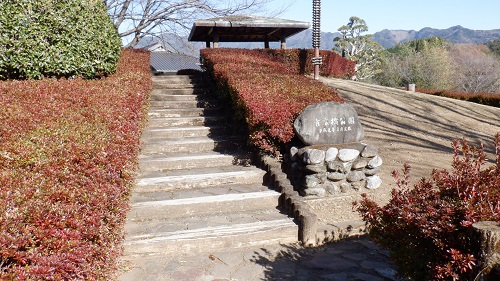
304,164,327,174
347,171,366,182
325,147,339,161
368,155,383,168
352,158,369,169
366,175,382,189
327,172,347,181
338,149,360,162
303,148,326,165
361,144,379,157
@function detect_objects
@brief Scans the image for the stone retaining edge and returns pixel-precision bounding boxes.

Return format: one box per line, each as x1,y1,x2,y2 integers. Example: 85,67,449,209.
257,153,368,247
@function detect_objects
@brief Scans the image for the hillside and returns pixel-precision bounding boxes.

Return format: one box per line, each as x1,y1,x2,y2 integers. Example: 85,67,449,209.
137,26,500,55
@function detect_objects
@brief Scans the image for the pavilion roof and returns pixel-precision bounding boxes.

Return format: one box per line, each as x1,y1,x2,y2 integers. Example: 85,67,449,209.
188,15,310,42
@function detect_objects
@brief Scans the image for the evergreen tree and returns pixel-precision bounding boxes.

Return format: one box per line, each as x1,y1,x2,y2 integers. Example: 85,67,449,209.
333,16,383,81
0,0,122,80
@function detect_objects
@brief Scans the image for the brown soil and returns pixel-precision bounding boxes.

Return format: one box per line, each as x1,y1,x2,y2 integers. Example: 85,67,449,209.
307,77,500,224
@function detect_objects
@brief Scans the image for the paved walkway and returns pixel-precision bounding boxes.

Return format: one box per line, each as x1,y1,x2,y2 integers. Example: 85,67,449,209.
119,236,397,281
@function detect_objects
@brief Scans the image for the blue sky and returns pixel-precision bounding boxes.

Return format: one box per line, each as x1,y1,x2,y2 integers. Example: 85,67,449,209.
264,0,500,33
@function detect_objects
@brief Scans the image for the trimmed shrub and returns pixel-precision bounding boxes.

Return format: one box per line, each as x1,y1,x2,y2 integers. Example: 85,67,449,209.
0,49,151,280
355,134,500,280
202,48,344,154
417,88,500,108
258,49,356,78
0,0,122,80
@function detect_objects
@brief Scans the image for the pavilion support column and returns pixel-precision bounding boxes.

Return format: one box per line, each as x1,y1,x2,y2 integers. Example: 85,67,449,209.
213,34,219,48
264,35,270,49
281,34,287,49
206,41,211,48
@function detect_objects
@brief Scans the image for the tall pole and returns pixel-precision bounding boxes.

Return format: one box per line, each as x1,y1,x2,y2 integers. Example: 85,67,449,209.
312,0,322,80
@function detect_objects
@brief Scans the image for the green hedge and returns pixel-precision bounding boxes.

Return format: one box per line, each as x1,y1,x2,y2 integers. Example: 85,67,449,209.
0,0,122,80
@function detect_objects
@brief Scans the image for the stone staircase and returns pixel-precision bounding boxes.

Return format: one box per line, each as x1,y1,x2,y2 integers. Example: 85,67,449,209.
119,74,297,280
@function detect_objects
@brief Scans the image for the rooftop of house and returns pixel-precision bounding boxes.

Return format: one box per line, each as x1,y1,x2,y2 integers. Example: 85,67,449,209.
150,51,203,74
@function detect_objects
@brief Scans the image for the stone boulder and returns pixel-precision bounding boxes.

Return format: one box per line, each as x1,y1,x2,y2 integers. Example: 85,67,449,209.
293,102,364,145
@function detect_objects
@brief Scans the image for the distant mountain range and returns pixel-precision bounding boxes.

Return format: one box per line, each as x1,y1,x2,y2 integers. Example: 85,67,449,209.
372,25,500,48
287,25,500,50
138,25,500,56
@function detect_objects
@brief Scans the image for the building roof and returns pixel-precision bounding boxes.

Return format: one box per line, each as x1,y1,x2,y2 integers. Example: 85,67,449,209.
188,15,310,42
150,52,203,73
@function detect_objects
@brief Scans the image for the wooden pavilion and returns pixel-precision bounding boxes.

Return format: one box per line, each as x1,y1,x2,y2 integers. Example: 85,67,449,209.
188,15,310,49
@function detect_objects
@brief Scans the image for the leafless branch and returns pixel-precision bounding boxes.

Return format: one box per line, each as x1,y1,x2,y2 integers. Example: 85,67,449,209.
103,0,289,48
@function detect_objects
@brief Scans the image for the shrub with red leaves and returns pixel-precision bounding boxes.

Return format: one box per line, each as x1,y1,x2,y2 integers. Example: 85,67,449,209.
258,49,356,78
355,134,500,280
417,88,500,108
201,48,344,153
0,49,152,280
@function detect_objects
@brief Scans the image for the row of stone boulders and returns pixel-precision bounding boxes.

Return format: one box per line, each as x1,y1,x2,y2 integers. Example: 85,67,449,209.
287,143,383,197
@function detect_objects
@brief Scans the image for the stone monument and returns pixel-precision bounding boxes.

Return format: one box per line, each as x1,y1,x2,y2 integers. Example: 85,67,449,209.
287,102,383,197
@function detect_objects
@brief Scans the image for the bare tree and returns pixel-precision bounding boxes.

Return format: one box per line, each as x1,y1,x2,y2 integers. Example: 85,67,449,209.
451,44,500,93
103,0,288,48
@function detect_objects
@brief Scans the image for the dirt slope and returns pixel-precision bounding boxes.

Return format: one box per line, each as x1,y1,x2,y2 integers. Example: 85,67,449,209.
310,77,500,223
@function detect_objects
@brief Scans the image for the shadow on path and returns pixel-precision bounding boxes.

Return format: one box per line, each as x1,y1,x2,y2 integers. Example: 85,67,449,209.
249,236,399,281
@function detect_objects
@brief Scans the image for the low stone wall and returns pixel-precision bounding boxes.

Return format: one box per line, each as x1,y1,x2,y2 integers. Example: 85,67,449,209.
258,153,367,246
286,143,383,197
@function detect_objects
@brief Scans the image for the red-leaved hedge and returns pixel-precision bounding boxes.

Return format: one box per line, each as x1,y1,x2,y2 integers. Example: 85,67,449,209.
0,49,152,280
201,48,344,153
417,88,500,108
258,49,356,78
356,135,500,280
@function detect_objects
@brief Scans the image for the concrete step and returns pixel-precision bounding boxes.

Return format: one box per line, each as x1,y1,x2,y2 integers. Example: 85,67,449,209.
151,88,209,96
140,136,245,154
152,75,205,85
146,116,224,127
135,166,267,192
149,100,215,109
123,211,297,256
147,108,220,118
128,188,281,220
131,182,271,203
138,151,251,172
141,126,227,139
150,93,198,101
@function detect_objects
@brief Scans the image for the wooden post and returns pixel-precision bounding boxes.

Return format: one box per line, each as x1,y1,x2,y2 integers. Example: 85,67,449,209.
312,0,321,80
408,83,416,92
473,221,500,280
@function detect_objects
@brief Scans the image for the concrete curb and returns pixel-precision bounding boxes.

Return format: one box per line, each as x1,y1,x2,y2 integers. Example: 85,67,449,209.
257,153,368,247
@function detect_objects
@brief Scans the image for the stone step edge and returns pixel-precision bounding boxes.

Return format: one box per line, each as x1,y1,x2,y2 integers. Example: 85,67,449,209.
139,152,235,162
142,125,223,132
132,190,279,208
136,170,262,186
258,154,372,247
315,221,368,246
124,219,296,244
